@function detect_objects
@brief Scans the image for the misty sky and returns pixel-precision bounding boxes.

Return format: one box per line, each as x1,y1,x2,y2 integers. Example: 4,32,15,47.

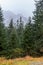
0,0,35,17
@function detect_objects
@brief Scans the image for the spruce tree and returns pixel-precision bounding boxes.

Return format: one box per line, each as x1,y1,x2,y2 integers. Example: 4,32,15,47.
22,17,33,55
8,19,17,49
33,0,43,55
0,7,6,55
17,17,24,47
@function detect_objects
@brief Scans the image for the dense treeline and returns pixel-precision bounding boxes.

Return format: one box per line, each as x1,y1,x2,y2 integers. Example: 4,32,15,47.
0,0,43,58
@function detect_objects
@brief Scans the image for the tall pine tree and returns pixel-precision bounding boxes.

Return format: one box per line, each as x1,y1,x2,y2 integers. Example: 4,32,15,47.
0,7,6,55
17,17,24,47
8,19,17,49
33,0,43,55
22,17,34,55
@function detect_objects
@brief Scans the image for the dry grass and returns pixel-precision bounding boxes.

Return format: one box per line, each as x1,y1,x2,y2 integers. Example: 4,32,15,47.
0,56,43,65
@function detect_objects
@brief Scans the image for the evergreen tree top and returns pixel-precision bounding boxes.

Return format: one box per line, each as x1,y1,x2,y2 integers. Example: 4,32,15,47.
0,7,3,22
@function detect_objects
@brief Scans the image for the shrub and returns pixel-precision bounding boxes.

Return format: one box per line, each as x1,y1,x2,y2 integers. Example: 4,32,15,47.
4,48,25,59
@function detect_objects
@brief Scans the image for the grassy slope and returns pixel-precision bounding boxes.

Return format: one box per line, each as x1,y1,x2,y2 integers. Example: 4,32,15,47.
0,56,43,65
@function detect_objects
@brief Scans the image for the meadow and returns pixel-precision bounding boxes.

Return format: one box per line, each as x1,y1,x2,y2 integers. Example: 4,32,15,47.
0,56,43,65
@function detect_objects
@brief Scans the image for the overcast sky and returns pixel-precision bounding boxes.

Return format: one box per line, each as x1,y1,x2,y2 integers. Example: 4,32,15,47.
0,0,35,17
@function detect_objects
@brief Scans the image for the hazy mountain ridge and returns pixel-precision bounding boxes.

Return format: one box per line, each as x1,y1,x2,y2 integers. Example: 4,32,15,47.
3,11,27,26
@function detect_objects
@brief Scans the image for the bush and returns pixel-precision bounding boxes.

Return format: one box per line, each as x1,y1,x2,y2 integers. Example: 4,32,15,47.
3,48,25,59
13,48,25,58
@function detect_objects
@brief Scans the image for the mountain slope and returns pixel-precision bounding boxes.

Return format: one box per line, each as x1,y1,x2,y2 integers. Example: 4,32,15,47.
3,11,27,26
